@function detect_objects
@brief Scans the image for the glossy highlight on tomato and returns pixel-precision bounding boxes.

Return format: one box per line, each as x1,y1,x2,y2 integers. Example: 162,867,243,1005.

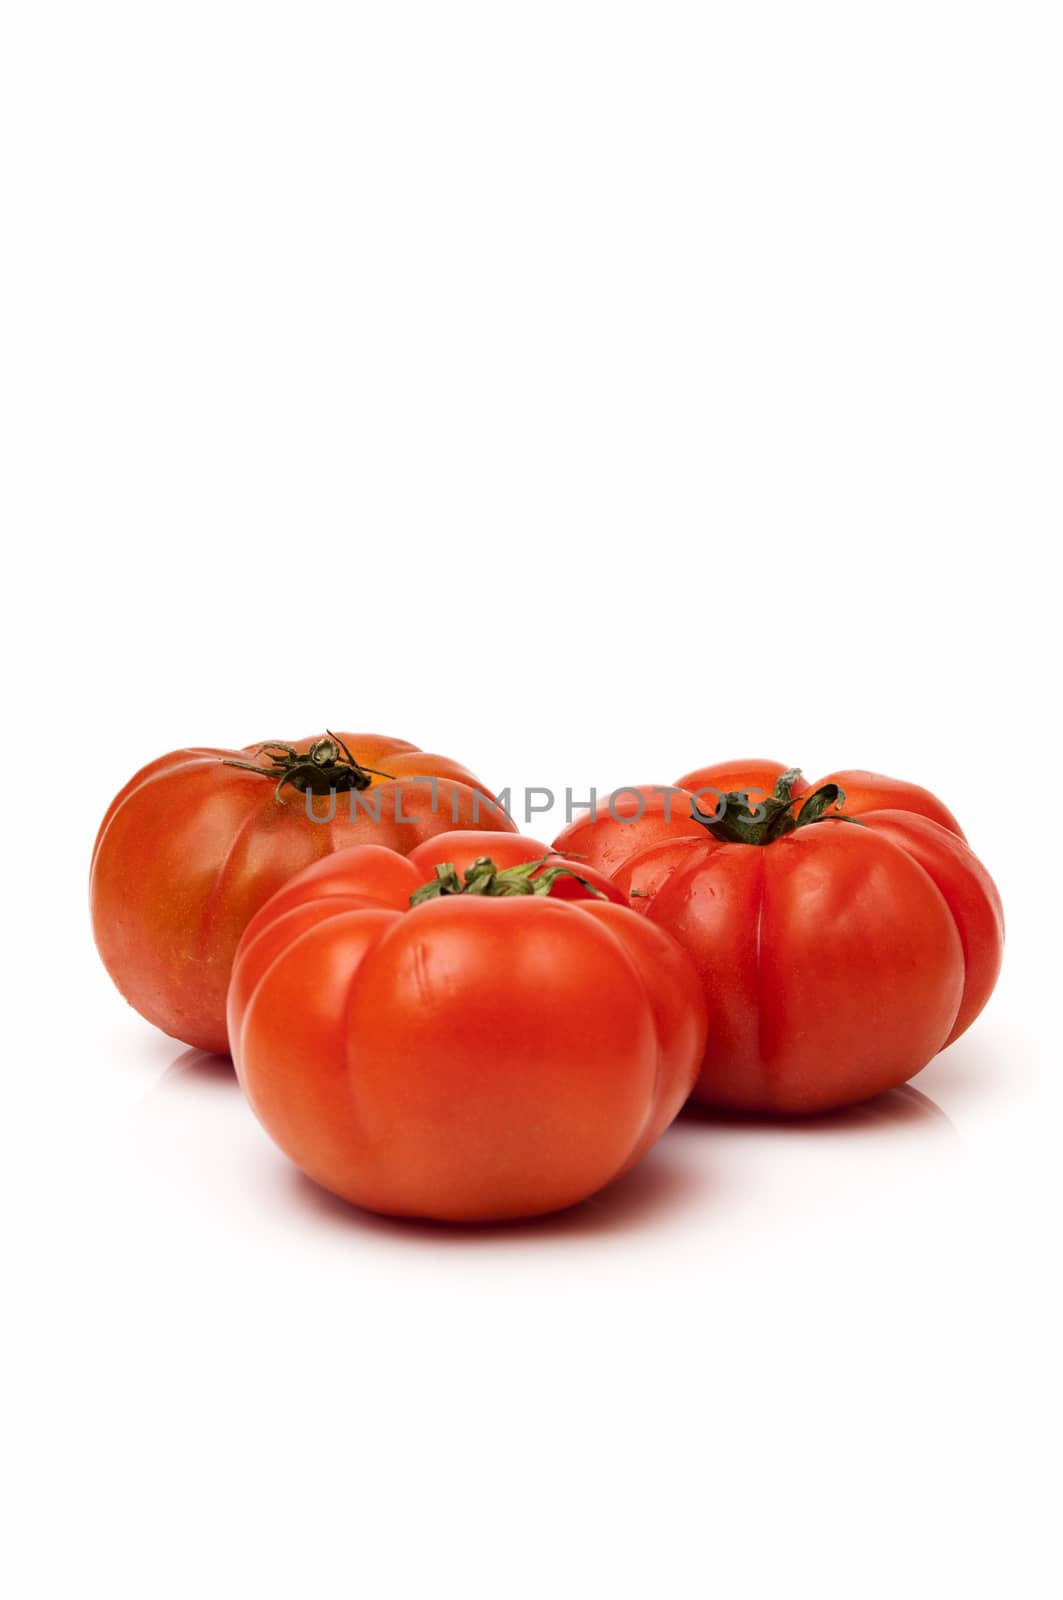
228,837,708,1222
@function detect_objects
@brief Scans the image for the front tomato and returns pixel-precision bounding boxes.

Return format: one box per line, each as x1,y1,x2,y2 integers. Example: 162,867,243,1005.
228,838,708,1222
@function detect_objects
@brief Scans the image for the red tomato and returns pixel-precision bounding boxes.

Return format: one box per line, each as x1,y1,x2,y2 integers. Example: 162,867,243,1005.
91,732,515,1055
556,763,1002,1114
228,844,708,1221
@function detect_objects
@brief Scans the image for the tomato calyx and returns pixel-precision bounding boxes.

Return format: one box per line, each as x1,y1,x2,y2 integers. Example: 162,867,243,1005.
691,767,861,846
409,855,606,907
223,732,395,803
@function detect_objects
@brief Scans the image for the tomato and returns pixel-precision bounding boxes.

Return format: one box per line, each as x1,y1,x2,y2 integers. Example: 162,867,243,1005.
91,732,515,1055
553,757,966,876
555,764,1002,1114
227,842,708,1221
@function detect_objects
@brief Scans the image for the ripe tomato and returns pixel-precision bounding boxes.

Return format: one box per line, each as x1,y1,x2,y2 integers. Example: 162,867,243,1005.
553,757,967,877
228,841,708,1221
554,763,1002,1114
91,732,515,1055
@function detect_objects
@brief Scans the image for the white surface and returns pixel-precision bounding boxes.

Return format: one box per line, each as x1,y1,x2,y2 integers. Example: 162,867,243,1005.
3,6,1060,1597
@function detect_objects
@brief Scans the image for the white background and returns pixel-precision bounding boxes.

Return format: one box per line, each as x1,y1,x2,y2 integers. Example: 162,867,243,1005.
3,5,1060,1596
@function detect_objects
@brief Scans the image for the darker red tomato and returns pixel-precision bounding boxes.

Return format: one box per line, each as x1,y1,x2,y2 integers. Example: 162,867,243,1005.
91,732,515,1055
228,842,707,1222
555,761,1002,1114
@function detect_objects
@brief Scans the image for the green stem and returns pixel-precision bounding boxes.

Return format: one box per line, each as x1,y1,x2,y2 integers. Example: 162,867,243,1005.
691,767,861,845
409,855,604,907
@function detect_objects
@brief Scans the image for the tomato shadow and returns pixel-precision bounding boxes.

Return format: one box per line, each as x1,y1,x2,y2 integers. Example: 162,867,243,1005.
679,1081,956,1138
912,1026,1010,1110
159,1046,239,1091
287,1140,710,1244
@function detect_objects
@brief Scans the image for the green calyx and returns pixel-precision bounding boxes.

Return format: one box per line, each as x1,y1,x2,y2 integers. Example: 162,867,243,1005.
691,767,862,846
223,731,394,804
409,855,605,908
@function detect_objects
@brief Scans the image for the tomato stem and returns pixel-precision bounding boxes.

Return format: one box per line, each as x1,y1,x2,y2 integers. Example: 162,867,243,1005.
691,767,863,845
409,856,605,907
223,732,394,804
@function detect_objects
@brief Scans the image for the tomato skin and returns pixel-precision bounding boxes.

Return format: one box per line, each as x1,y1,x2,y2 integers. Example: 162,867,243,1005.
228,846,708,1221
226,845,421,1029
552,787,706,875
675,759,812,809
613,836,709,909
856,811,1003,1045
91,734,514,1055
615,813,1001,1114
574,902,709,1172
818,770,966,838
237,842,423,937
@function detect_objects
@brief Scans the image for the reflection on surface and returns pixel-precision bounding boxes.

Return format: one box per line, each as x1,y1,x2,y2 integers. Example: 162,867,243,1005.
918,1028,1009,1107
681,1080,955,1136
158,1046,238,1091
147,1046,956,1245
